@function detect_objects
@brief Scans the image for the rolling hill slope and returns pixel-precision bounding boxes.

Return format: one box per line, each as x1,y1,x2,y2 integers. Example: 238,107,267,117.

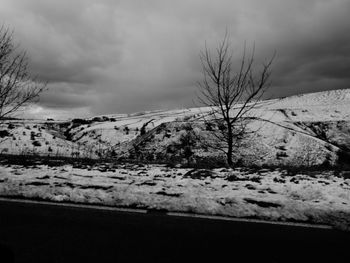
1,88,350,167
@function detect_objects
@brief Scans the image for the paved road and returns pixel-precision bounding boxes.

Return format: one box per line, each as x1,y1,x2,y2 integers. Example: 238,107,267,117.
0,198,349,263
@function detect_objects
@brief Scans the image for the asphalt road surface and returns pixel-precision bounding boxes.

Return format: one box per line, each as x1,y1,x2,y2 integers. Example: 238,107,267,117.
0,198,349,263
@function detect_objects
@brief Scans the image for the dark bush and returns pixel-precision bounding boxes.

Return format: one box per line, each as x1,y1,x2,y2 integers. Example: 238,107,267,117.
337,150,350,169
166,145,177,154
276,151,288,158
72,118,91,125
205,122,214,131
0,130,10,138
32,141,41,147
218,123,226,131
183,146,194,164
183,169,215,179
191,156,227,169
92,117,102,122
182,123,193,131
124,126,129,135
140,126,146,136
7,123,15,129
30,131,36,140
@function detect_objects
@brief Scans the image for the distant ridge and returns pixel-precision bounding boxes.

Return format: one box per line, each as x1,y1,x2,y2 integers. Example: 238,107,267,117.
274,88,350,108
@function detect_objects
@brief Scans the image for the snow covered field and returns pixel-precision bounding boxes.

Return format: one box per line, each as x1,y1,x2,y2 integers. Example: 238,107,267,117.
1,89,350,230
1,163,349,230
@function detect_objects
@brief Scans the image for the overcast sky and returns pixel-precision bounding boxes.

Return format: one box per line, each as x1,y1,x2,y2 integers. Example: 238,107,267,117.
1,0,349,119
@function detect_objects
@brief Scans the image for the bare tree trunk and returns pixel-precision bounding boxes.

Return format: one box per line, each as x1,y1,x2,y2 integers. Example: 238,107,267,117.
227,122,233,166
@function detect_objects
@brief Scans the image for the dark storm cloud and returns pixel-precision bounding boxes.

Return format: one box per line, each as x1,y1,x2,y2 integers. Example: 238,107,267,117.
39,83,96,109
1,0,124,84
1,0,349,117
254,0,350,95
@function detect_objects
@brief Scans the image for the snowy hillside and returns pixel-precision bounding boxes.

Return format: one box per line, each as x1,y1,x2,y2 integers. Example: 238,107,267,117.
1,88,350,167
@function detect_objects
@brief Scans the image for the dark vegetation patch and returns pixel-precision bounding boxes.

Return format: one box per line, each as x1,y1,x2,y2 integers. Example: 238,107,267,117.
32,141,41,147
155,191,182,197
98,167,109,172
36,175,50,180
0,130,10,138
54,182,112,190
337,150,350,170
290,177,299,184
179,156,228,169
183,169,216,179
226,175,261,183
245,184,256,190
108,176,126,180
266,188,277,194
0,154,121,168
138,181,157,186
72,118,92,125
340,171,350,179
273,177,286,183
78,185,113,190
243,198,281,208
303,122,330,142
276,151,288,159
25,181,50,186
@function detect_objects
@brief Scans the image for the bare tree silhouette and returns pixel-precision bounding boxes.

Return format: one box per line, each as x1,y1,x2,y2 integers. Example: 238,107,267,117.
197,34,274,166
0,26,46,122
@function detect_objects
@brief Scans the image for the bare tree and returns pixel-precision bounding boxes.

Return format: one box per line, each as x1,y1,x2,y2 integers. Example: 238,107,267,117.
197,35,274,166
0,26,46,122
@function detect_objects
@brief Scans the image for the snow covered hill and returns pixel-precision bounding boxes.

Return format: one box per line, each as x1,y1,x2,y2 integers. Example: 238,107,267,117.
1,88,350,167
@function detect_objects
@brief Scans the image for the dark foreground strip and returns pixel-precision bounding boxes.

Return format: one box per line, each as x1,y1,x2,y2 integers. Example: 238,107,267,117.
0,197,349,263
0,197,334,228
